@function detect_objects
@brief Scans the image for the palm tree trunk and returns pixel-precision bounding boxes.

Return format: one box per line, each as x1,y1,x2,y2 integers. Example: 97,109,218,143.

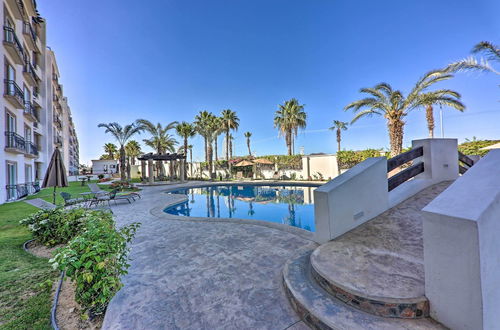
337,129,341,152
207,141,214,179
126,157,131,180
119,146,126,180
426,105,435,138
388,118,404,157
184,138,189,180
286,131,292,156
229,136,233,159
214,136,218,162
204,137,208,163
247,140,251,156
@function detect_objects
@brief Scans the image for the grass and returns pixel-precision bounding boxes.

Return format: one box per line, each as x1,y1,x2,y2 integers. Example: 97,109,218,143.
0,180,110,329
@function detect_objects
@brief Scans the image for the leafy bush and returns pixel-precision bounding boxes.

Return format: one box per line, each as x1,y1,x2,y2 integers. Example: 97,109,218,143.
337,149,383,169
20,208,88,247
109,180,132,190
458,140,499,157
50,212,140,317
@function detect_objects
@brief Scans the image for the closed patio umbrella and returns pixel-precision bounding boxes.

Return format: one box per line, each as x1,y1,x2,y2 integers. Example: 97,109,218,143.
42,147,68,204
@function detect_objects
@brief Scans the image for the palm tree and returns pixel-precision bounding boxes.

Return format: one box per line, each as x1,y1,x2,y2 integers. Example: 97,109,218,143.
213,117,224,162
98,122,143,180
221,109,240,165
176,122,196,180
419,90,465,138
345,69,463,156
125,140,141,165
329,120,348,152
446,41,500,75
244,132,252,156
194,111,218,178
104,143,118,159
136,119,178,177
274,98,306,155
188,144,193,177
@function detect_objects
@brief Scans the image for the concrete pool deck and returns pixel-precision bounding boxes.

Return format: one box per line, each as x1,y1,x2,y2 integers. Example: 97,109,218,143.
102,182,318,329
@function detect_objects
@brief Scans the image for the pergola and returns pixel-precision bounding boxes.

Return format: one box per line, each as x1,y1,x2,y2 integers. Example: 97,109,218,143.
137,152,187,184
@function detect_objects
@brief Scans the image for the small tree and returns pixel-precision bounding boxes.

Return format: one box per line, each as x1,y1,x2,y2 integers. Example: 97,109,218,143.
329,120,348,152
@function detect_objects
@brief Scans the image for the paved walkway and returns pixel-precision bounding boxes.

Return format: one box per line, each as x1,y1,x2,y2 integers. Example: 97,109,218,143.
102,183,317,330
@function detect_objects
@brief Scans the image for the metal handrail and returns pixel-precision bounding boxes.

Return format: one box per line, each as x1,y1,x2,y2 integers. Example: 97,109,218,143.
387,146,424,172
3,26,24,57
23,21,37,43
4,79,24,102
5,131,26,150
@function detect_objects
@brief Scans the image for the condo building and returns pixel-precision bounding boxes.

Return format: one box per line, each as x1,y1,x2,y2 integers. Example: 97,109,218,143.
1,0,79,203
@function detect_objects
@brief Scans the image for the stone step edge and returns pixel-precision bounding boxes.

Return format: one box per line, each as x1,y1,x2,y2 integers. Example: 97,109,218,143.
282,251,444,330
310,263,429,319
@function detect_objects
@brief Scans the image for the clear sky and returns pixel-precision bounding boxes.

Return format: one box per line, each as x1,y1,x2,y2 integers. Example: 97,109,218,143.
38,0,499,164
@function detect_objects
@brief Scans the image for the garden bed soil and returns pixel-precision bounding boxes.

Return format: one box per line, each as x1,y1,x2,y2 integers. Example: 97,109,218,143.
25,240,102,329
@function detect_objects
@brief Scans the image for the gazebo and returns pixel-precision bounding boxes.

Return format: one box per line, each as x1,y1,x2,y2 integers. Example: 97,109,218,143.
137,152,187,184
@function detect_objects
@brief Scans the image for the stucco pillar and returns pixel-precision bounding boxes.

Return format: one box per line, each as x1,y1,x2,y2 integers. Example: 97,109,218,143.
179,159,185,182
147,159,154,184
140,160,146,183
412,138,459,183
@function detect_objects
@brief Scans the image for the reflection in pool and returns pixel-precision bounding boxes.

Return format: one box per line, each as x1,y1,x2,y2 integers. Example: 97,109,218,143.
164,185,317,231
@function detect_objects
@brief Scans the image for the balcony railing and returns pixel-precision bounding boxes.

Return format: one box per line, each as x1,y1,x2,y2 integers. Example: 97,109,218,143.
6,182,40,201
25,141,38,156
23,61,39,83
3,26,24,60
4,79,25,107
23,21,37,44
54,134,63,146
53,114,62,128
5,131,26,152
24,101,38,121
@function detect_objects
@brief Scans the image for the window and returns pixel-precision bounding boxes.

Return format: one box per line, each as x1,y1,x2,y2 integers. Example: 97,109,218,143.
6,162,17,200
24,125,31,142
23,85,30,103
6,112,16,133
25,164,32,183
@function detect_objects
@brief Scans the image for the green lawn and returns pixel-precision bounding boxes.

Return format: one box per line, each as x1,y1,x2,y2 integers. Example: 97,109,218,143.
0,181,107,329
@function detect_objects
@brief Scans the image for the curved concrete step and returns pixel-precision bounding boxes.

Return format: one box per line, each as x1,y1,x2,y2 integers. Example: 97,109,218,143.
283,251,445,330
309,182,452,319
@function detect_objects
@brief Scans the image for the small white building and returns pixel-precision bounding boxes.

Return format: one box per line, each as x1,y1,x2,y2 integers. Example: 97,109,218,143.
91,159,119,175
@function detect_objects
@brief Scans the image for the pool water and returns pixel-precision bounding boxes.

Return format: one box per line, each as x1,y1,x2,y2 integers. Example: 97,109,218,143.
164,185,317,231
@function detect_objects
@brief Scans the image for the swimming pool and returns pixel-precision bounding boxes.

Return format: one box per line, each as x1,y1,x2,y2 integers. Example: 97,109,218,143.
164,184,317,231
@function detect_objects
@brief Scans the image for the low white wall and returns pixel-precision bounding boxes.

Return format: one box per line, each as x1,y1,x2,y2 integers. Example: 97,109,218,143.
422,150,500,330
313,157,389,243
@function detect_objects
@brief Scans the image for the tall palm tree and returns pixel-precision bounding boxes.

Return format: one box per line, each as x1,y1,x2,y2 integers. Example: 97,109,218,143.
176,122,196,179
221,109,240,165
188,144,193,178
419,90,465,138
103,143,118,159
213,117,224,162
136,119,178,177
446,41,500,75
329,120,348,152
244,131,252,156
194,111,218,178
125,140,141,165
274,98,306,155
345,69,463,156
98,122,143,180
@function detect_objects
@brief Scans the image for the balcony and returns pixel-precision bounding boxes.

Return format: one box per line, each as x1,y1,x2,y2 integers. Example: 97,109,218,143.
23,101,38,122
6,182,40,202
53,114,62,128
5,0,24,19
22,21,39,50
5,131,26,154
4,80,25,108
54,134,63,146
3,26,24,64
25,141,38,158
32,87,42,108
23,61,39,85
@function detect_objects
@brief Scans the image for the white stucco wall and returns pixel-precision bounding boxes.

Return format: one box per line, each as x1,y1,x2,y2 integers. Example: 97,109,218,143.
422,150,500,330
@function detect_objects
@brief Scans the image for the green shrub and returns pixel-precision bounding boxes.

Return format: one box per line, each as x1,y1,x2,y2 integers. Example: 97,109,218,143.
458,140,500,157
337,149,383,169
50,212,140,317
20,208,88,247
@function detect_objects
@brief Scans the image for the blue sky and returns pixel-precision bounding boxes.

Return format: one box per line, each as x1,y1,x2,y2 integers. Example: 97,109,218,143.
38,0,499,164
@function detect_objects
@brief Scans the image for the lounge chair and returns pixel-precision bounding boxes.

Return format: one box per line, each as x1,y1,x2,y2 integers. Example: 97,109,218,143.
88,183,141,201
25,198,57,210
89,189,135,206
60,192,85,206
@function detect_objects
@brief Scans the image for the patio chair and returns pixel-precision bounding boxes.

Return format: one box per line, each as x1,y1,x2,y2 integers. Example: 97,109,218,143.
25,198,57,210
89,189,135,207
60,192,85,206
88,183,141,201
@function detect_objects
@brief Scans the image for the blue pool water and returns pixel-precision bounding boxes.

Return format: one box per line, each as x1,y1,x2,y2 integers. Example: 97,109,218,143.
164,185,317,231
